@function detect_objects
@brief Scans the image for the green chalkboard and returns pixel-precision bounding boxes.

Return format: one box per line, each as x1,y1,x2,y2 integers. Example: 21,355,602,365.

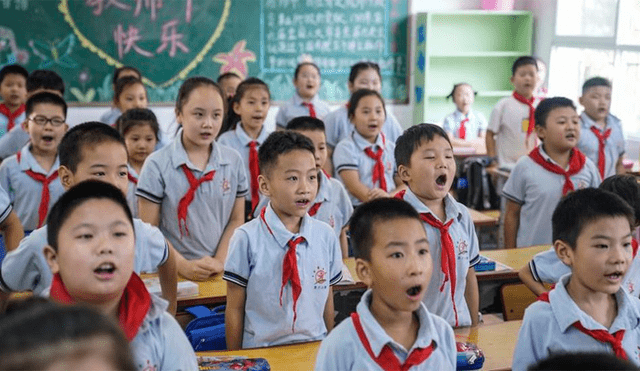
0,0,408,103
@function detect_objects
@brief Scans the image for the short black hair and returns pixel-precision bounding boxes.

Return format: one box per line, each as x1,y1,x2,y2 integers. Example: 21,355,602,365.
116,107,160,141
552,188,635,248
112,66,141,86
349,61,381,84
534,97,575,128
528,352,639,371
175,76,225,117
233,77,270,103
446,82,476,101
217,71,241,83
258,131,315,177
0,298,135,371
582,76,612,95
349,198,423,260
347,89,386,120
512,56,538,76
294,62,321,79
0,64,28,85
58,122,126,173
395,123,452,168
600,174,640,227
26,69,65,95
47,180,133,252
113,76,145,104
25,91,67,118
286,116,325,132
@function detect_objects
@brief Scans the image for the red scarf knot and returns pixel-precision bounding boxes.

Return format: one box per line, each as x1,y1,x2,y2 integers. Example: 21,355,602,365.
351,312,436,370
177,164,215,237
302,102,316,118
590,126,611,179
248,141,260,212
458,117,469,139
307,202,322,217
24,169,58,228
528,147,586,196
50,272,151,341
0,103,25,132
280,236,305,332
364,146,387,192
512,92,536,138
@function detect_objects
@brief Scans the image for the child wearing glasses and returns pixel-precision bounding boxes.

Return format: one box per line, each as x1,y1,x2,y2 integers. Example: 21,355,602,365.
0,92,68,231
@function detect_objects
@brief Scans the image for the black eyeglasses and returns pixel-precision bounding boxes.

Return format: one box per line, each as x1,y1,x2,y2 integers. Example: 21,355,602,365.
29,116,66,127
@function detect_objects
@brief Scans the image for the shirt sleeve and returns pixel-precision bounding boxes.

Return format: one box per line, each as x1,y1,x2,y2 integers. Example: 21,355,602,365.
334,180,353,229
324,110,342,148
530,248,570,283
442,114,455,133
477,112,488,131
434,315,458,369
385,112,404,142
275,106,287,128
487,99,503,133
0,184,12,224
231,149,249,198
501,160,527,205
222,229,251,287
327,232,343,286
0,231,50,294
512,305,548,371
135,221,169,273
333,140,358,174
463,208,481,267
0,128,28,160
159,311,199,370
135,155,165,204
314,322,355,371
0,159,14,204
585,159,602,186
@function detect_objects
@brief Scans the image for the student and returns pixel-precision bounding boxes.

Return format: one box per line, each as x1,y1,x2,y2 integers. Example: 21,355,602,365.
137,77,247,281
99,66,142,126
217,72,243,137
108,76,148,127
218,77,271,218
315,198,456,370
333,89,401,206
0,92,68,231
0,298,136,371
577,77,625,179
0,69,66,160
275,62,331,129
502,97,600,249
443,82,487,146
395,123,480,327
0,122,177,314
0,183,23,263
0,64,28,139
520,174,640,297
529,353,640,371
43,181,197,370
486,56,539,168
116,108,159,218
254,116,353,257
512,188,640,370
224,131,343,349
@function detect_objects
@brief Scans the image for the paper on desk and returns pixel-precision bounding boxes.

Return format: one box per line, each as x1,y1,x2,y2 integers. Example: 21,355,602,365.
335,263,355,285
143,277,199,298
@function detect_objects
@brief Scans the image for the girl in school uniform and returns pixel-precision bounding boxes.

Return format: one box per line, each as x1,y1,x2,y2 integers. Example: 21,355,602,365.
99,66,142,126
104,76,148,127
136,77,248,282
275,62,331,129
443,82,487,147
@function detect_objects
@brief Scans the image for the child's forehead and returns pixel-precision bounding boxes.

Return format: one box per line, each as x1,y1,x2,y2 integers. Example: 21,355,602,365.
241,86,269,99
275,149,315,166
1,73,27,84
514,63,537,74
370,217,426,246
584,85,612,95
294,129,325,141
412,136,452,153
79,141,127,162
576,216,632,241
31,103,65,116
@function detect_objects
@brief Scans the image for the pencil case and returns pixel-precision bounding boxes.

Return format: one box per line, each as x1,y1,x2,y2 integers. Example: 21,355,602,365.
456,342,485,370
473,256,496,272
198,356,270,371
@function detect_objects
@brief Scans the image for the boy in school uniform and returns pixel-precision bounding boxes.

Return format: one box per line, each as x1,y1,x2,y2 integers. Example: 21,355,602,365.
315,198,457,370
0,122,177,314
513,188,640,370
0,92,68,231
502,97,600,249
486,56,539,168
0,64,28,140
577,77,626,179
224,131,343,349
0,69,66,160
43,181,197,370
395,123,480,328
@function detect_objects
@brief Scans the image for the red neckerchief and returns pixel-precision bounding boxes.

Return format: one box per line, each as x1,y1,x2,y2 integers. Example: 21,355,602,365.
308,202,322,217
177,164,215,236
248,141,260,212
589,126,611,179
260,207,306,332
458,117,469,139
127,172,138,185
351,312,436,370
302,102,316,118
16,151,58,228
528,147,586,196
321,169,331,179
0,103,25,132
395,190,458,326
537,293,628,360
364,134,388,192
512,91,536,138
50,272,151,341
633,238,638,258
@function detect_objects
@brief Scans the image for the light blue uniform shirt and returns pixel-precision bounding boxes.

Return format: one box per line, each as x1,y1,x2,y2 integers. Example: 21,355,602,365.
223,203,343,348
99,107,122,126
0,145,64,231
323,105,403,148
136,129,248,260
401,188,480,327
315,289,457,371
443,109,487,140
502,145,601,247
513,274,640,371
131,293,198,371
333,131,396,206
0,184,12,225
217,123,271,203
0,123,29,160
0,219,169,295
577,112,625,179
275,93,332,128
127,164,139,218
0,109,25,139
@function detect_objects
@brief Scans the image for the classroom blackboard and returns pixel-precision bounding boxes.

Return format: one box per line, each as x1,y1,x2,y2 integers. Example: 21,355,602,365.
0,0,408,103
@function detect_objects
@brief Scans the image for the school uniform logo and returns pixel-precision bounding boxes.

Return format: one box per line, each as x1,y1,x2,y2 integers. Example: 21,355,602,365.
628,281,635,294
576,179,588,190
222,178,230,194
314,267,327,285
140,360,157,371
328,215,335,228
385,161,393,173
457,240,468,256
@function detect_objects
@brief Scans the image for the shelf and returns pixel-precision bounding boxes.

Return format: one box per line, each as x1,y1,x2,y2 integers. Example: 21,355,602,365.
427,90,512,98
429,51,527,58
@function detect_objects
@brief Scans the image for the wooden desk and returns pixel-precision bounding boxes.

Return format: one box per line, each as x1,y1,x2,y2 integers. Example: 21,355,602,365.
199,340,320,370
453,138,487,158
476,245,550,281
469,208,499,227
455,320,522,371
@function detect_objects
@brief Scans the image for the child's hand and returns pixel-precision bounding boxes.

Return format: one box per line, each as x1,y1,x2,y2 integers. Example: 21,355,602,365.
367,188,390,201
178,257,220,281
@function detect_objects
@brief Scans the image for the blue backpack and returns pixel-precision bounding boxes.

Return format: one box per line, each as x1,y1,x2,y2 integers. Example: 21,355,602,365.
184,305,226,351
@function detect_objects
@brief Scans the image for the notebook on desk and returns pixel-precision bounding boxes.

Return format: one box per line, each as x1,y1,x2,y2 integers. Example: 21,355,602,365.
143,277,199,298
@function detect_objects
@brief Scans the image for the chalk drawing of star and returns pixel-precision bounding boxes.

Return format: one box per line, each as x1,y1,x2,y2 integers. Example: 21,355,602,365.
213,40,256,78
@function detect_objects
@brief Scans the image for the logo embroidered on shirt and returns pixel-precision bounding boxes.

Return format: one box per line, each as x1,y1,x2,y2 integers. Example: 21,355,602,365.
140,360,157,371
628,281,635,294
457,240,468,256
577,179,588,190
222,178,230,193
329,215,335,228
313,267,327,285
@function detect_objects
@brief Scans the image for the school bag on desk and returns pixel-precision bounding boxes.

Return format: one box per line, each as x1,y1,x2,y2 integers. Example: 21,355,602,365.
456,156,499,210
184,305,226,351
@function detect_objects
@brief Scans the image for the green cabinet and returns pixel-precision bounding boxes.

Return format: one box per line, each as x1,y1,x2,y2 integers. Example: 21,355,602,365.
413,11,533,125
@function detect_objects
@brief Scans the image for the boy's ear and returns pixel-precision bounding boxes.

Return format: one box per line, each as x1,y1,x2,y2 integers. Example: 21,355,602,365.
43,245,60,274
534,125,546,141
578,95,585,107
510,75,516,85
232,100,241,115
555,240,573,267
355,258,373,287
397,164,411,184
58,165,74,190
258,174,270,197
